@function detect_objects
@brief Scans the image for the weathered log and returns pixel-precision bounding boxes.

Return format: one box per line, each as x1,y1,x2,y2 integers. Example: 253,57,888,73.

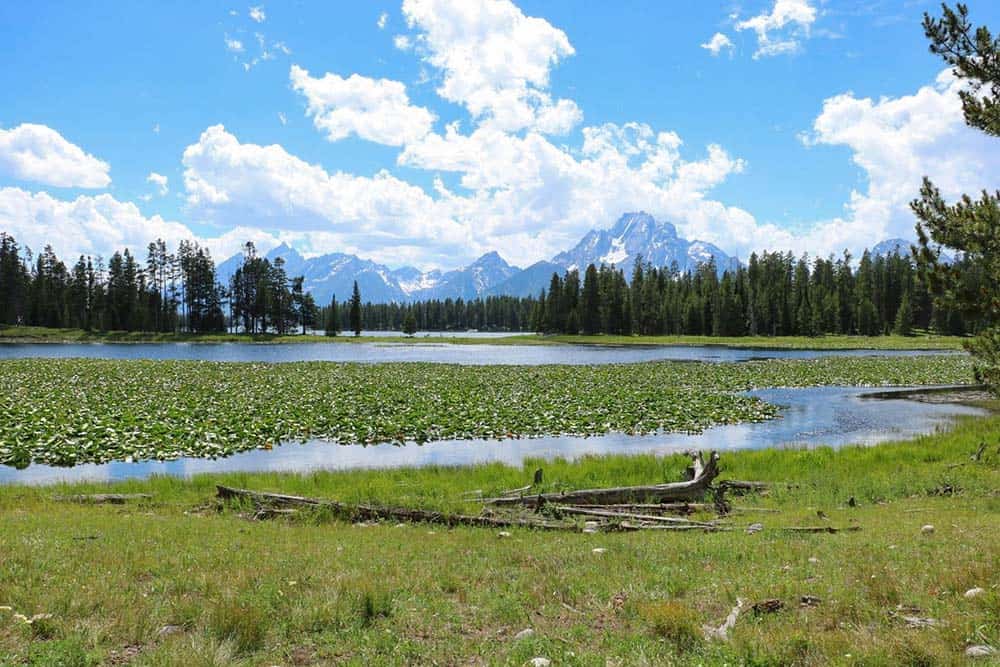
216,485,571,531
55,493,152,504
484,451,720,507
553,505,719,527
703,599,745,641
779,526,861,534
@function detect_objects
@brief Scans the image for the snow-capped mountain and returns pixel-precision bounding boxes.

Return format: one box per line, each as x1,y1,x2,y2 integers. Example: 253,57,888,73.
552,212,737,277
215,244,520,305
214,213,738,304
870,238,913,258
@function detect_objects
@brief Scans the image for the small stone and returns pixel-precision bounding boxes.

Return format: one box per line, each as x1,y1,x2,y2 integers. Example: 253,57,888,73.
964,587,986,599
529,659,551,667
582,528,598,534
921,524,935,534
808,557,820,564
800,595,822,607
498,531,511,538
513,628,535,640
746,522,764,534
158,624,183,638
966,645,996,659
592,548,607,554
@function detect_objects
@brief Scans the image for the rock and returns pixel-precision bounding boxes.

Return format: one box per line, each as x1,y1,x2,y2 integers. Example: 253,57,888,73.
746,522,764,534
592,548,607,554
752,599,784,615
582,528,598,534
528,659,551,667
808,557,820,564
513,628,534,640
966,645,996,659
584,521,599,528
921,524,935,534
964,587,986,599
498,531,511,538
800,595,821,607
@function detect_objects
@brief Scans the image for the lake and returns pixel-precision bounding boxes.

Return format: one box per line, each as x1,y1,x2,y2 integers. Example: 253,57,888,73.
0,341,957,365
1,385,985,485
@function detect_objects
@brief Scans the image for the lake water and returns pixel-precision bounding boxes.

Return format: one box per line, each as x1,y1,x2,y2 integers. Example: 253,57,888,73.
1,385,985,485
0,341,957,365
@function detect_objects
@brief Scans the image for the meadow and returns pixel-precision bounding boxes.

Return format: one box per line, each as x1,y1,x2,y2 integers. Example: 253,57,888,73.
0,414,997,666
0,355,975,468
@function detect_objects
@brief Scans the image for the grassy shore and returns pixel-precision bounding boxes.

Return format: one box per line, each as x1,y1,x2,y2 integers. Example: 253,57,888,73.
0,355,974,467
0,325,968,350
1,414,997,665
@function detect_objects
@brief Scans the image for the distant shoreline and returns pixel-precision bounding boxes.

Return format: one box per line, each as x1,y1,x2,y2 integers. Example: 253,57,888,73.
0,325,967,350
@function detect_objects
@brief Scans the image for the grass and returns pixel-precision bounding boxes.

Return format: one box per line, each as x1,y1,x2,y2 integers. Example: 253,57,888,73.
0,355,975,467
0,325,969,350
0,414,997,665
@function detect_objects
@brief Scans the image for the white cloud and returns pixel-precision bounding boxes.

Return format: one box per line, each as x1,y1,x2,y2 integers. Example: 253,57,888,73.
277,112,287,126
249,5,265,23
735,0,816,59
146,172,168,196
377,11,388,29
792,69,1000,255
0,187,196,258
393,34,412,51
224,35,244,53
701,32,734,56
0,124,111,189
289,65,435,146
399,0,581,134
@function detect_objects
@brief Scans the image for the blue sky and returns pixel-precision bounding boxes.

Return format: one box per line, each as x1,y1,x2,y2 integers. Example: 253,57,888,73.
2,0,999,269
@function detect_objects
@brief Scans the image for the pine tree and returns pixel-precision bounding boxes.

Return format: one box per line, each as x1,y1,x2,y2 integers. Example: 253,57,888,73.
402,311,418,336
349,281,362,337
894,291,914,336
324,296,340,336
914,4,1000,387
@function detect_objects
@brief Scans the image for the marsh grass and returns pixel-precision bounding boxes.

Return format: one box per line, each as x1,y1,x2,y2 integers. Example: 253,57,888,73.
0,412,997,665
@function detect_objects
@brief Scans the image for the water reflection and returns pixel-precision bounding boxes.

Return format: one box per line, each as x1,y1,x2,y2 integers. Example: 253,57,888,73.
0,341,956,365
1,386,985,485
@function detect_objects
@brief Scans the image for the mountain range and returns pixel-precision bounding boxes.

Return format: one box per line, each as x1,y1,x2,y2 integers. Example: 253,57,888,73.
216,212,907,305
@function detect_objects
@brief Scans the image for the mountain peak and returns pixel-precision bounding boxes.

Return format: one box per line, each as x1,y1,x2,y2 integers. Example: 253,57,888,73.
470,251,509,268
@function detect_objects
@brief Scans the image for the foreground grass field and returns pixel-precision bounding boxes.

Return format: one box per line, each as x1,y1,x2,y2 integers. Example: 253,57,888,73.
0,325,968,350
0,414,997,665
0,355,974,467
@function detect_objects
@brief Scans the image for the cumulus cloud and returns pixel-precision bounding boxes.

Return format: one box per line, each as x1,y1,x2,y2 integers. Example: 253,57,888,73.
146,172,168,196
290,65,435,146
0,123,111,189
377,11,388,29
224,35,244,53
701,32,734,56
735,0,816,59
399,0,581,134
249,5,265,23
792,69,1000,254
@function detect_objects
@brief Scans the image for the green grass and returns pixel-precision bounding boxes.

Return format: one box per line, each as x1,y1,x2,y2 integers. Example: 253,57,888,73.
0,355,975,467
1,414,997,665
0,325,969,350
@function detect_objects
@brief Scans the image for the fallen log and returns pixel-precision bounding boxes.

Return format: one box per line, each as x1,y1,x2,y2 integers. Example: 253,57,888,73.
216,485,572,531
485,451,720,507
703,599,745,641
779,526,861,534
553,505,719,527
55,493,152,504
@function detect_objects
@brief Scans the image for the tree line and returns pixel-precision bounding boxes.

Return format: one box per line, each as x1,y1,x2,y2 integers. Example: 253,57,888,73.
325,248,977,338
0,235,318,335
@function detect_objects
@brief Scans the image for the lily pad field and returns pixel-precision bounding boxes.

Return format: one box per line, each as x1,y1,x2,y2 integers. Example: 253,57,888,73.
0,355,976,468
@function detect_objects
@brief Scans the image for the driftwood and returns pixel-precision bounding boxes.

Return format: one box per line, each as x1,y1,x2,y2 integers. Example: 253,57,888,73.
779,525,861,534
703,599,745,641
55,493,152,504
553,505,720,527
485,451,720,507
216,485,573,531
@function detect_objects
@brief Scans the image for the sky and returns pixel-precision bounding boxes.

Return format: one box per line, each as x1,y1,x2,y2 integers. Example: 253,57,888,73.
2,0,1000,271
